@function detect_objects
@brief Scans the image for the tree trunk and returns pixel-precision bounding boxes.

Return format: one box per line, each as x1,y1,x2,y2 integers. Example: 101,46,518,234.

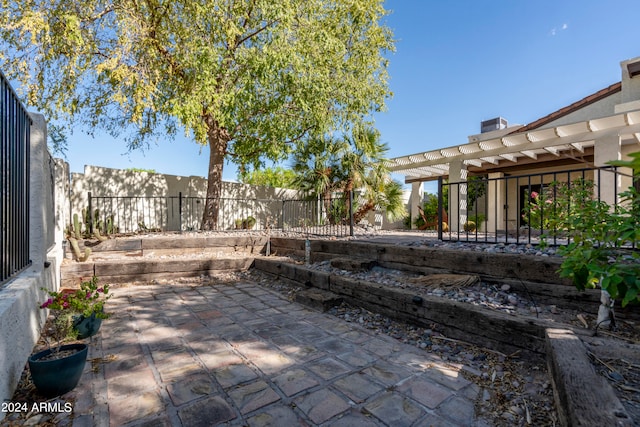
201,120,230,231
353,200,375,224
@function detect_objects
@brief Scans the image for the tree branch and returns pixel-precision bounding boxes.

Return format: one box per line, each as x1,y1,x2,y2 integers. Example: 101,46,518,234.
235,20,278,48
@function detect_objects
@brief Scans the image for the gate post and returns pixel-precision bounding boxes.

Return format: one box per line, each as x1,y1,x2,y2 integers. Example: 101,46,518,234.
88,192,93,234
349,190,354,237
437,177,443,241
178,192,182,232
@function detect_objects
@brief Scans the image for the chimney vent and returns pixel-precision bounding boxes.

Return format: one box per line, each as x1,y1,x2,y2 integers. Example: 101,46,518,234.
481,117,508,133
628,60,640,78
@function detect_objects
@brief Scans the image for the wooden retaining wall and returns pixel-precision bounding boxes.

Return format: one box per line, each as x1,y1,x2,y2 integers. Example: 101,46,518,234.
71,235,269,259
254,257,565,359
61,235,267,286
269,237,602,311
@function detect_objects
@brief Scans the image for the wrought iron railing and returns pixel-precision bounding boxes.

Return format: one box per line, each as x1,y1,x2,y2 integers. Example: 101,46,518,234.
1,69,32,285
79,191,367,238
436,166,628,245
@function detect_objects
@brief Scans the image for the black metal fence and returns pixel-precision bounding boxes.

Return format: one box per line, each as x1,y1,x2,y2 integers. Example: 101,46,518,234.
436,166,628,245
1,70,32,285
81,191,365,238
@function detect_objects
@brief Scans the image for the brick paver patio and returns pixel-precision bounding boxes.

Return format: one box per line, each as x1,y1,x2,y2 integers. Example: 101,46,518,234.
70,279,487,426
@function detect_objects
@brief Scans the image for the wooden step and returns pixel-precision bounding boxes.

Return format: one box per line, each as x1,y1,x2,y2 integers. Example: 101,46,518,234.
330,257,376,272
294,289,343,312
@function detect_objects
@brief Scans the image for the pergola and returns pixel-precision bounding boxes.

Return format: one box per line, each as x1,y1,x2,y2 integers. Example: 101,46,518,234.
387,109,640,231
387,110,640,183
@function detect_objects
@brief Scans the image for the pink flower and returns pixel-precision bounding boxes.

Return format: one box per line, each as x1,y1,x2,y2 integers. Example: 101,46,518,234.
63,301,69,308
40,298,53,309
86,292,92,299
530,191,539,199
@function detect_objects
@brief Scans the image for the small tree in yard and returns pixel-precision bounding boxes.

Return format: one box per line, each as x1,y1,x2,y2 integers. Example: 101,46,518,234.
238,166,298,189
0,0,393,229
292,126,405,226
540,153,640,328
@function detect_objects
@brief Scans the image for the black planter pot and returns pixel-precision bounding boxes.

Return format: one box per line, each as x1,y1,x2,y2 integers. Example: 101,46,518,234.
28,343,88,397
73,313,103,339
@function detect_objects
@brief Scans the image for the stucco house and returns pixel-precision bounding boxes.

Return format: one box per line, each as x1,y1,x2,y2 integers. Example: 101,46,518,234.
388,56,640,235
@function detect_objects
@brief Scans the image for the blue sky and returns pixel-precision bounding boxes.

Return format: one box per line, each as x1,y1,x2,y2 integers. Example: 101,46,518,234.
58,0,640,184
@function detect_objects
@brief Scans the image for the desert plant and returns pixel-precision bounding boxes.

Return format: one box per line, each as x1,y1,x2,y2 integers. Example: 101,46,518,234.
463,221,476,233
243,216,257,229
68,237,91,262
539,159,640,327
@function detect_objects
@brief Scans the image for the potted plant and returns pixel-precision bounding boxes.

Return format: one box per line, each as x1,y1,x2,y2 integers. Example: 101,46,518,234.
29,276,110,397
67,276,111,338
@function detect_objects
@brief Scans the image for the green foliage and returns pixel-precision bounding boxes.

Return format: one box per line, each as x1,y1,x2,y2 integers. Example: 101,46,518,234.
39,276,110,348
126,168,156,174
522,179,594,231
414,194,438,229
292,125,405,225
539,167,640,307
47,122,68,156
466,175,487,208
239,166,298,189
1,0,394,230
328,198,349,225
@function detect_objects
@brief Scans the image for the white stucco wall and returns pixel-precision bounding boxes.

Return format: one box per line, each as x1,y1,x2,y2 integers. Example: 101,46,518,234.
0,114,62,416
69,165,304,232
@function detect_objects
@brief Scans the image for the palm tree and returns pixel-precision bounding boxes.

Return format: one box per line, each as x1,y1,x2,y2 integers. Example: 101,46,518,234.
291,135,346,224
353,163,406,224
292,125,406,226
340,126,388,217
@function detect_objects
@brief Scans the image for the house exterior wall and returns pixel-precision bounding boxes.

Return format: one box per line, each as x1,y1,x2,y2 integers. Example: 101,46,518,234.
620,57,640,105
535,94,621,129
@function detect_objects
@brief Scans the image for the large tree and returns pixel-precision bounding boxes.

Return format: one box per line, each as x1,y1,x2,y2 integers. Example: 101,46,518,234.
0,0,393,229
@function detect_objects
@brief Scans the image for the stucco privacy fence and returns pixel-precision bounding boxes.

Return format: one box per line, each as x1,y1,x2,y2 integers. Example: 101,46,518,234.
66,165,401,235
